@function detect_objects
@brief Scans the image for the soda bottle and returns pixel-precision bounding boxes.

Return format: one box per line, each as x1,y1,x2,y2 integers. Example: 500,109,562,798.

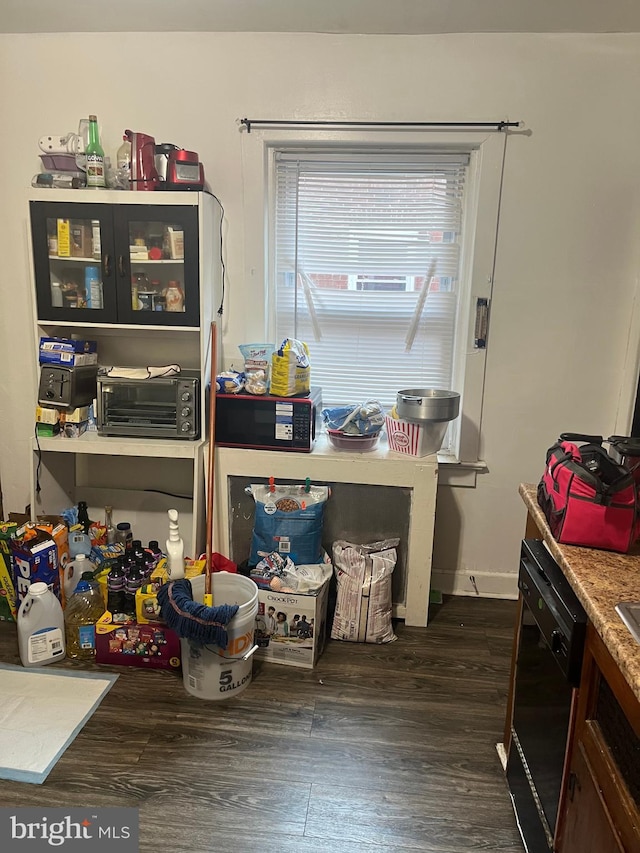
123,565,145,617
77,500,92,535
86,115,106,189
147,540,163,566
64,579,105,659
106,564,127,621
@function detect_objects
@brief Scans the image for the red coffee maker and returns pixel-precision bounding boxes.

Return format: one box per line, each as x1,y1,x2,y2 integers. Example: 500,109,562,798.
125,130,159,190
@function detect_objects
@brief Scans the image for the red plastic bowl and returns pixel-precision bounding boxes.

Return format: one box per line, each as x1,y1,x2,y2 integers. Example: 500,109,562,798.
327,429,380,452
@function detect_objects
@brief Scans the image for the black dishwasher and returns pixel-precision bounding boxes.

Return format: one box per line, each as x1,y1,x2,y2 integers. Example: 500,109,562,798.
506,539,587,853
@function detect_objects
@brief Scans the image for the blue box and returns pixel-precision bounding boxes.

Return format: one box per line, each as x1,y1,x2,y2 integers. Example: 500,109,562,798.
10,533,60,606
39,337,98,366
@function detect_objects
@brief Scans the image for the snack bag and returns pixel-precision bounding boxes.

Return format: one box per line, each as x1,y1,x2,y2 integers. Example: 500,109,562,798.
238,343,275,395
270,338,311,397
247,483,329,565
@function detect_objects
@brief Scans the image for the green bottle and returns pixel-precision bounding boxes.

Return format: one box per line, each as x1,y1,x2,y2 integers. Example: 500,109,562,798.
86,114,106,188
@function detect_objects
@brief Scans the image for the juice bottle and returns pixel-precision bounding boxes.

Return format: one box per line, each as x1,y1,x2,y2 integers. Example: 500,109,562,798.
64,579,105,659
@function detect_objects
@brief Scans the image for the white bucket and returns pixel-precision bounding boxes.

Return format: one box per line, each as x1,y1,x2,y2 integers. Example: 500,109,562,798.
181,572,259,701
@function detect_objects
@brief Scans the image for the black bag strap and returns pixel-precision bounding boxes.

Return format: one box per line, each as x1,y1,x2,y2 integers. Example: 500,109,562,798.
559,432,603,444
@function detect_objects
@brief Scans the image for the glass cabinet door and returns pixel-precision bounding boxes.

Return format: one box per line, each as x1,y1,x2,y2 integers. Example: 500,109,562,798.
113,205,199,326
29,202,117,322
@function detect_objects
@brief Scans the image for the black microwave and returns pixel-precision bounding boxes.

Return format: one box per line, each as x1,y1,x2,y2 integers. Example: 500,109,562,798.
215,387,322,452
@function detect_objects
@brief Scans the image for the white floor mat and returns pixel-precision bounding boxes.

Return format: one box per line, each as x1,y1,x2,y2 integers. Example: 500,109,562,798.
0,663,118,784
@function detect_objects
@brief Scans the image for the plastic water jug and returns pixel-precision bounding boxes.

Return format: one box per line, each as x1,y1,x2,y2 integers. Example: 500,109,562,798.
64,553,93,604
68,530,92,559
17,582,65,667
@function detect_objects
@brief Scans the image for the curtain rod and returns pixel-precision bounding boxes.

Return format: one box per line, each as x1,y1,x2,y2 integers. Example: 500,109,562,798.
240,118,521,134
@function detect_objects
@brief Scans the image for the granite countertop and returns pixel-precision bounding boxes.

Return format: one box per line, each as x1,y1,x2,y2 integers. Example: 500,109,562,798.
520,483,640,702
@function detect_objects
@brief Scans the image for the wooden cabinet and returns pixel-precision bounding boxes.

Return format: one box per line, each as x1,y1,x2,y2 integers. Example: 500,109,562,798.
556,624,640,853
560,741,623,853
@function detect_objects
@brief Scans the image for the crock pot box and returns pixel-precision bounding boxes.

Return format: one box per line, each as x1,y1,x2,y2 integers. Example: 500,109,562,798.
95,614,181,670
253,578,330,669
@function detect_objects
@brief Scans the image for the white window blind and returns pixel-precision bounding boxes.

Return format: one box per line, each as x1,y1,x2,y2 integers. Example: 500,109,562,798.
273,152,470,411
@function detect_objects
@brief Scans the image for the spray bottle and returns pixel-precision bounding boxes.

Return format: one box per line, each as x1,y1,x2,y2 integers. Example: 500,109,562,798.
166,508,185,580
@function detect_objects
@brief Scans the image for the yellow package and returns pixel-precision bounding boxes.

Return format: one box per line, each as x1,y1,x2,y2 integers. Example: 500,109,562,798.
0,525,18,621
270,338,311,397
137,558,205,623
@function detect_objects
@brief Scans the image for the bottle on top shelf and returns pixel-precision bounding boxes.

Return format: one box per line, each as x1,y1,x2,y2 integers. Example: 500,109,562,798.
86,115,106,189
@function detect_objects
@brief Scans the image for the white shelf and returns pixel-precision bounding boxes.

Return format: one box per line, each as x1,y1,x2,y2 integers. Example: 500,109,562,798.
48,256,99,263
36,320,199,332
33,432,205,459
29,187,203,206
130,259,184,264
47,256,184,265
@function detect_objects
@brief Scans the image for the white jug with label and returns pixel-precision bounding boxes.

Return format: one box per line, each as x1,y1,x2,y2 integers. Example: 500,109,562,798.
17,582,66,667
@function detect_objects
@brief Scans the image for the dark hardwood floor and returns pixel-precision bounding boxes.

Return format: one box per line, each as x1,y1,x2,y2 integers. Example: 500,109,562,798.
0,595,524,852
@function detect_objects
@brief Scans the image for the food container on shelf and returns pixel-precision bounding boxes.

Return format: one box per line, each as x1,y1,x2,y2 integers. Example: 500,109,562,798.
327,429,380,452
40,153,81,171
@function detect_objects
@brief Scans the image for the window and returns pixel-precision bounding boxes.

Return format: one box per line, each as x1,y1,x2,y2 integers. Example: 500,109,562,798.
242,129,505,462
272,153,468,427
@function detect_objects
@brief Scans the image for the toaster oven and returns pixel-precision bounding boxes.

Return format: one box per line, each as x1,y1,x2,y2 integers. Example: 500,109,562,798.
96,371,200,439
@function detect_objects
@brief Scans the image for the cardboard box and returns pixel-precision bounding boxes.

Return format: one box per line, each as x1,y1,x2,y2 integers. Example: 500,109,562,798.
0,523,18,621
253,578,330,669
57,219,71,257
61,420,88,438
39,337,97,366
36,423,61,437
95,614,181,670
10,531,59,606
36,405,61,425
61,406,90,424
70,220,93,258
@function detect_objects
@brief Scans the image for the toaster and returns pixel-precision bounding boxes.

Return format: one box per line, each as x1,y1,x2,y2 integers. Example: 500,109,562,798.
38,364,98,409
165,149,205,191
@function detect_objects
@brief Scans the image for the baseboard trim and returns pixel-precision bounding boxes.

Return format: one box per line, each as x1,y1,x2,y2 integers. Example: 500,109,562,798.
430,568,518,600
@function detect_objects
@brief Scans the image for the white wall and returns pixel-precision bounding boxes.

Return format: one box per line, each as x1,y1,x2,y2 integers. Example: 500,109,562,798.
1,32,639,597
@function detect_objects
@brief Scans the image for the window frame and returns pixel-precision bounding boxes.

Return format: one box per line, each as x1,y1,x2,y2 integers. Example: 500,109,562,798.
241,127,506,463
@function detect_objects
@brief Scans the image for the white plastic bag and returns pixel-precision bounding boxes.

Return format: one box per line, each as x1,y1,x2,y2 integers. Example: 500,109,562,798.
331,539,399,644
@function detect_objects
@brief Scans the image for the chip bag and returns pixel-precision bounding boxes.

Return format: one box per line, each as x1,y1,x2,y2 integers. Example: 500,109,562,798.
270,338,311,397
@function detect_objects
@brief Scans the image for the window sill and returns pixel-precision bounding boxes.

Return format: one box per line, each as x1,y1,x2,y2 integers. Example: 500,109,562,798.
436,454,488,488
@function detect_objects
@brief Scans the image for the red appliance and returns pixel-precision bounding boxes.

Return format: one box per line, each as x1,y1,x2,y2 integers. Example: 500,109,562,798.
166,149,205,191
125,129,159,191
